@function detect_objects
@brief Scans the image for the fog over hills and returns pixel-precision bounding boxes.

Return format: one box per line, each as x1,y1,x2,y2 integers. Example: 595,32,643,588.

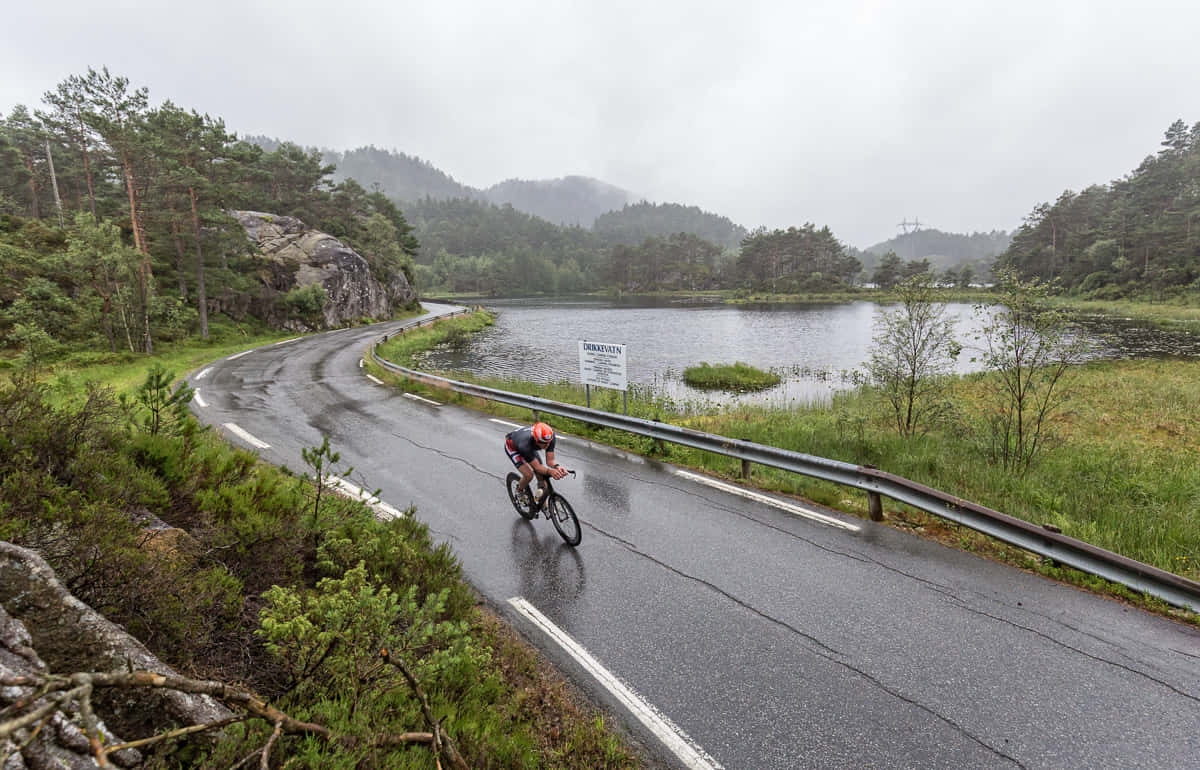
253,138,1000,256
483,176,633,227
318,144,635,228
857,228,1012,273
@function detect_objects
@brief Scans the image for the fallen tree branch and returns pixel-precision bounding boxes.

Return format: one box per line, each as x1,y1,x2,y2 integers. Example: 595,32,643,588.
261,719,283,770
2,669,471,766
380,647,470,770
104,715,246,753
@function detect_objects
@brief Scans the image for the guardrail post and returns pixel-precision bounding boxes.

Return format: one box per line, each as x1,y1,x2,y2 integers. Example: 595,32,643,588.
741,459,751,480
868,491,883,521
864,464,883,521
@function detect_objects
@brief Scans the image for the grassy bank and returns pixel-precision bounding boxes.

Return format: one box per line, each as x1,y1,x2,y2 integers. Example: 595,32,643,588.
374,312,1200,620
682,362,782,392
0,312,645,768
1050,296,1200,331
19,309,429,402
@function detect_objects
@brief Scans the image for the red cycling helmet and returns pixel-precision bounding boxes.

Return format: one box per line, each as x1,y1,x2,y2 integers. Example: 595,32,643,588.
532,422,554,445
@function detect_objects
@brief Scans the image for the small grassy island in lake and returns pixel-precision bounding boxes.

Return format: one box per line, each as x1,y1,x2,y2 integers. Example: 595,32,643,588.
682,361,782,391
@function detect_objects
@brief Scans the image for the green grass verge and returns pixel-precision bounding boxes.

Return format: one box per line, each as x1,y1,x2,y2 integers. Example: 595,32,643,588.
12,308,429,402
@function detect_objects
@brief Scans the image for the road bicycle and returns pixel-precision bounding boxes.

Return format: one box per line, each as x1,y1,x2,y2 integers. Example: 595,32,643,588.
506,469,581,546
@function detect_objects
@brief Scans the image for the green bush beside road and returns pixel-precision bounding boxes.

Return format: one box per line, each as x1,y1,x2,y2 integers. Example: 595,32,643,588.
0,324,643,768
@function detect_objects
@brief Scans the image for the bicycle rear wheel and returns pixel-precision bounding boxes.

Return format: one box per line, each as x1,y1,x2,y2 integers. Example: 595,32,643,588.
506,473,536,520
548,495,581,546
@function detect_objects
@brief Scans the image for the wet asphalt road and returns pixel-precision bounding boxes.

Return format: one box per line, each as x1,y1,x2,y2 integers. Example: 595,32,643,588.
188,304,1200,770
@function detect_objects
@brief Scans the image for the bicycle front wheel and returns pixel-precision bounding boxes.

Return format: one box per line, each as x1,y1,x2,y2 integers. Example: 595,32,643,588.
506,473,536,520
548,496,581,546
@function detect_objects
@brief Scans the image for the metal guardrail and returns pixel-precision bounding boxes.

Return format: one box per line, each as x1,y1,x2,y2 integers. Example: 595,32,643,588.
372,312,1200,613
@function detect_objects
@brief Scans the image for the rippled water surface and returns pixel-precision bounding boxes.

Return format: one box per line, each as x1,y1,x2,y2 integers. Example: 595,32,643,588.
416,297,1200,408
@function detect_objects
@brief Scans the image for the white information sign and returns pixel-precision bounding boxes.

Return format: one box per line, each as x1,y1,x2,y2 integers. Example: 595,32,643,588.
578,340,628,391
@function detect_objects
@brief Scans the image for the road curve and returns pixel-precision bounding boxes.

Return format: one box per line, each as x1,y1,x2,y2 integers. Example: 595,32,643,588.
189,304,1200,770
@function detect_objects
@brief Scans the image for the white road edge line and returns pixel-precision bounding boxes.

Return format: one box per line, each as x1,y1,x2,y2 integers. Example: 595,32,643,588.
324,477,406,520
674,469,860,532
403,392,441,406
358,358,364,368
193,390,208,408
508,597,723,770
489,418,522,428
222,423,270,449
366,374,385,385
273,337,301,346
196,367,212,380
226,350,252,360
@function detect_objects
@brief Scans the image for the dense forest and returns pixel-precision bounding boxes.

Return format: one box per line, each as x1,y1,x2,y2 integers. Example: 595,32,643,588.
0,68,419,356
998,119,1200,297
403,196,606,295
322,144,478,202
402,195,863,295
594,201,748,249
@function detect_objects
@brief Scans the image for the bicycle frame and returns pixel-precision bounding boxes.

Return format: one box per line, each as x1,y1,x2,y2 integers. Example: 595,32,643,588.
506,469,581,546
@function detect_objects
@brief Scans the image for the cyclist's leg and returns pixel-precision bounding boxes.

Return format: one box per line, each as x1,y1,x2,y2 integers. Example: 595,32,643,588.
517,462,535,493
505,441,536,493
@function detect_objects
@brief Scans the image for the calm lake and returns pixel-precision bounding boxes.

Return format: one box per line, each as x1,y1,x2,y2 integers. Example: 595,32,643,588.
415,297,1200,409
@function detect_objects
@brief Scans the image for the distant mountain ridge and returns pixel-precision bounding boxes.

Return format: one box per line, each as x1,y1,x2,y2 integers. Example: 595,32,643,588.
315,144,636,227
858,227,1010,272
483,176,632,226
328,145,477,202
302,143,755,251
594,202,747,250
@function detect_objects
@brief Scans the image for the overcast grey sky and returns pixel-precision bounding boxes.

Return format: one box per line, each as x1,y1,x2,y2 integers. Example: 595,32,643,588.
4,0,1198,247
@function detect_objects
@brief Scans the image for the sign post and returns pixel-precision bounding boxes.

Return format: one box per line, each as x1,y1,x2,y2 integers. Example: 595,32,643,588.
578,340,628,414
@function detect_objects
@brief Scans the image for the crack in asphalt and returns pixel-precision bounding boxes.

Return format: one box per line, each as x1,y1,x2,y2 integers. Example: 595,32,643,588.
942,603,1200,702
583,519,1028,769
383,428,502,480
1170,646,1200,661
613,462,1200,703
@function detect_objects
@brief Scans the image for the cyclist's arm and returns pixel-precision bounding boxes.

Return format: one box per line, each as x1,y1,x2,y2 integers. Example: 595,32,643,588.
543,450,566,478
528,454,554,475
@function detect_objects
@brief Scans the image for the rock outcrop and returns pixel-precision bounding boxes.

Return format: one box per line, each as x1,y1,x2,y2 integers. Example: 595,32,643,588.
232,210,417,330
0,542,233,754
1,603,141,769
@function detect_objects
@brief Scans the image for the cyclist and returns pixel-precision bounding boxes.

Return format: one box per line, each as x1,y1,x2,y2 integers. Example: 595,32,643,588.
505,421,567,507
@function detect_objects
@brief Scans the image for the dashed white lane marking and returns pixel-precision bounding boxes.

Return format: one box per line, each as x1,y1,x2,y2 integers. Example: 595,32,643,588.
222,423,270,449
226,350,252,360
196,367,212,380
490,418,522,429
403,392,441,406
325,477,406,520
358,358,364,368
366,374,385,385
674,469,861,532
193,391,208,408
508,598,723,770
273,337,300,346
